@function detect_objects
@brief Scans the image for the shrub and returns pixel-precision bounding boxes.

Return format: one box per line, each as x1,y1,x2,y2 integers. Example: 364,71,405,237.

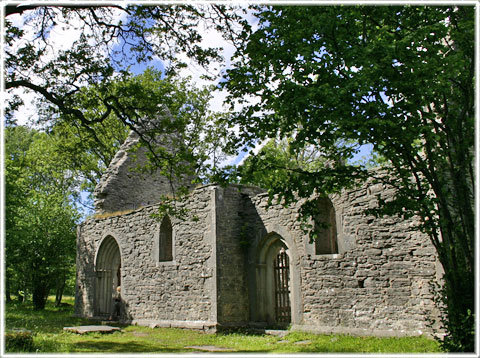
5,329,36,352
430,279,475,352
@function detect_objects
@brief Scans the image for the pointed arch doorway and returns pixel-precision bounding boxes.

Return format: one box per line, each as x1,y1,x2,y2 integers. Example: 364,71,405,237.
252,233,300,327
95,236,121,317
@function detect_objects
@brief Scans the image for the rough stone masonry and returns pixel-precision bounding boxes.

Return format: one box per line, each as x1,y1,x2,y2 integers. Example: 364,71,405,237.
75,129,442,337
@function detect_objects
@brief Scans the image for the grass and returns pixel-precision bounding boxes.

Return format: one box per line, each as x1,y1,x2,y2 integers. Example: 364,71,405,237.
5,296,442,354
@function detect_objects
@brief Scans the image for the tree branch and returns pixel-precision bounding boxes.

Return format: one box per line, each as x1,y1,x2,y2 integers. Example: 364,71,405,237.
5,4,126,17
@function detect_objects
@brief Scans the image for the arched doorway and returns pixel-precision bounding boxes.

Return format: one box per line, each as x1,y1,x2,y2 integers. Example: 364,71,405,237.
254,233,294,327
95,236,121,317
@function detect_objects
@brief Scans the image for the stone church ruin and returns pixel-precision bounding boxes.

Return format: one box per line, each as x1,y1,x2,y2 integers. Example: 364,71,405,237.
75,125,441,337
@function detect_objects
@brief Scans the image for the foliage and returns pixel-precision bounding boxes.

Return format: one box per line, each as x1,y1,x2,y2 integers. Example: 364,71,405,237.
237,138,327,189
36,68,233,214
5,330,36,352
46,106,129,198
78,68,234,215
5,4,246,212
5,297,441,353
5,126,80,309
223,5,475,351
5,4,248,127
432,281,476,352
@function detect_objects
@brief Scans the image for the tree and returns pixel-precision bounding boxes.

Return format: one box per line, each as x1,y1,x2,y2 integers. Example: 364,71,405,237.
223,6,475,351
5,4,244,206
237,138,328,189
41,68,235,214
5,4,248,130
5,126,80,309
4,126,36,303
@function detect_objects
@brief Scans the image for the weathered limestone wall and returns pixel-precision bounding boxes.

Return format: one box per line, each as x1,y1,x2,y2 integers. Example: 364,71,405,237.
76,180,439,336
93,131,195,215
247,176,439,336
213,185,265,326
76,185,217,329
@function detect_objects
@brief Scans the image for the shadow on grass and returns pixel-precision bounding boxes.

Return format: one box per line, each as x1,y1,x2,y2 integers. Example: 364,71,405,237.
73,340,181,353
72,340,276,353
6,302,97,334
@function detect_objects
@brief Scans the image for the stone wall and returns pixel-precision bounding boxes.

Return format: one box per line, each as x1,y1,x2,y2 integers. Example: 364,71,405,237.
76,179,439,336
93,130,195,215
76,185,218,329
213,185,265,326
246,176,439,336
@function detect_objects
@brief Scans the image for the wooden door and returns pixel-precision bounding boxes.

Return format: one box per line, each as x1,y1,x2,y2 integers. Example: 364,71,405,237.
96,269,113,315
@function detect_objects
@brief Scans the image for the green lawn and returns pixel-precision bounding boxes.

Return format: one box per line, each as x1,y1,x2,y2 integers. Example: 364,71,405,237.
5,297,442,353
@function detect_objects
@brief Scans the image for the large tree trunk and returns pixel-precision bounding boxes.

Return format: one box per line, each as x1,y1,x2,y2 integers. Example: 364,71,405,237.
5,276,12,304
433,146,475,352
32,282,49,310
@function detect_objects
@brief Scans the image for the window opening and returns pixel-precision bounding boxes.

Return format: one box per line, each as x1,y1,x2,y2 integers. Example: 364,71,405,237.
159,216,173,261
314,197,338,254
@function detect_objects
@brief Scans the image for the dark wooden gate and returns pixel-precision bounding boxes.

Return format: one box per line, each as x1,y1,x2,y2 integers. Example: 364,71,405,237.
96,269,113,316
273,248,291,324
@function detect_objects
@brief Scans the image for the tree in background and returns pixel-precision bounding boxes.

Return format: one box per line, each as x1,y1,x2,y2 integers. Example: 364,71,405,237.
5,126,80,309
40,68,234,212
223,6,475,351
5,126,35,304
237,138,327,189
5,4,242,209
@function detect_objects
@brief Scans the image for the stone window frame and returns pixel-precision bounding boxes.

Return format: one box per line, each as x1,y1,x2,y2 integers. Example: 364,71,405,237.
153,215,176,265
305,197,346,259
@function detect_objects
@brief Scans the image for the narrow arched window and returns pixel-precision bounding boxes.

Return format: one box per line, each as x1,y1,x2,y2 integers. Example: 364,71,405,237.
314,197,338,255
159,216,173,261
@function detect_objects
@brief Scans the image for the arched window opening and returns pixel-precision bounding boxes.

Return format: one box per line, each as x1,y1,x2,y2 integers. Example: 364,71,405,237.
159,216,173,261
314,197,338,255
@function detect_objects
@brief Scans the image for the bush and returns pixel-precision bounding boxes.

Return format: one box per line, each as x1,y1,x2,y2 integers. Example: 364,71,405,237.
5,329,36,352
439,308,475,352
431,279,475,352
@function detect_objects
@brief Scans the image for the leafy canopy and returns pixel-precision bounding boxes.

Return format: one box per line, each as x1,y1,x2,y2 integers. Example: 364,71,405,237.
223,5,475,351
5,4,243,209
37,68,234,212
5,4,248,138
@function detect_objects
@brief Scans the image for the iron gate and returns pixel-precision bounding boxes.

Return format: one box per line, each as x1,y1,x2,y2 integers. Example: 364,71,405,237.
273,248,291,324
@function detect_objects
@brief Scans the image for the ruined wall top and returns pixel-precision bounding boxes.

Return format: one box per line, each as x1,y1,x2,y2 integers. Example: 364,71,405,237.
93,116,196,215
